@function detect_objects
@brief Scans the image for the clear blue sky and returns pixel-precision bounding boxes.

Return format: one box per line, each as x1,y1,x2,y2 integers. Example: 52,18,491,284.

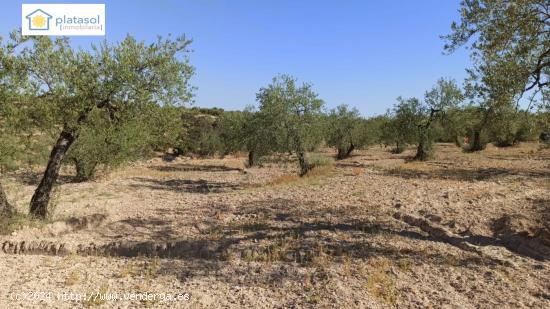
1,0,471,116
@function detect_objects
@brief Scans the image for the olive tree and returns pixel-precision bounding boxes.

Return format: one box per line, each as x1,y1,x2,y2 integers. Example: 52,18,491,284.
0,34,28,216
326,104,364,160
415,78,463,160
445,0,549,150
445,0,549,95
178,109,223,156
382,98,420,154
256,75,324,176
66,104,163,182
217,110,249,156
3,31,194,218
239,107,283,167
0,92,15,214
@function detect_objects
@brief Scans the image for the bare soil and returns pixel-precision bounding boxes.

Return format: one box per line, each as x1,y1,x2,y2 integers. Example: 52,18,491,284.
1,143,549,308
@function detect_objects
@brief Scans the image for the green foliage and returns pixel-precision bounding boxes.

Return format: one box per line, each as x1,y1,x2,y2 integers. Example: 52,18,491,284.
445,0,549,94
381,79,463,160
362,115,387,146
445,0,549,151
382,97,421,153
1,29,196,217
217,110,248,155
66,104,165,181
325,104,364,159
415,78,463,160
178,109,224,156
488,105,539,147
239,106,282,167
255,75,324,175
307,153,334,170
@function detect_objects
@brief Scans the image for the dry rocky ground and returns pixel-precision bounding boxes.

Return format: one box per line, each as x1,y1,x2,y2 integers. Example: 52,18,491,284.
1,143,549,308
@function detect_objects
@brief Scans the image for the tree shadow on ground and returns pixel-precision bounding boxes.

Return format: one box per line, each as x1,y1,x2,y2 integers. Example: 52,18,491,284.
99,217,179,242
83,198,543,266
149,163,243,173
381,166,549,181
128,177,243,193
222,198,549,261
488,198,550,261
13,170,79,186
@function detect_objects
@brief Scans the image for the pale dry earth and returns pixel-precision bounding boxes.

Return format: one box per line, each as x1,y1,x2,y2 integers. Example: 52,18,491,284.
1,143,549,308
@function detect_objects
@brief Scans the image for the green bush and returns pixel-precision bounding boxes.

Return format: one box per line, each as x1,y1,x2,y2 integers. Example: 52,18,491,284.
308,154,334,169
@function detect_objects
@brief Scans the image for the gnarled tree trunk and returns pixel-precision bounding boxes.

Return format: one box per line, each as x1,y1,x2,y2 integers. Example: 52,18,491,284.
74,158,97,182
298,151,310,176
414,108,438,161
0,180,14,216
30,129,77,218
247,151,255,167
414,138,430,161
470,130,485,151
336,143,355,160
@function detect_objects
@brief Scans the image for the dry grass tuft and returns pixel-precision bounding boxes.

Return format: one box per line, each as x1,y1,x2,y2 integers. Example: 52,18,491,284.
82,283,109,307
119,258,160,279
64,270,81,286
397,258,413,272
365,257,398,305
267,174,300,186
266,164,334,187
0,212,46,235
352,167,363,176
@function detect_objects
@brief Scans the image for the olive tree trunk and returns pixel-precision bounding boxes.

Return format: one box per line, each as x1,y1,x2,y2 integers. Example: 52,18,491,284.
336,143,355,160
414,109,438,161
454,135,463,147
0,180,14,216
392,141,405,154
414,138,431,161
30,129,77,218
298,151,310,176
470,130,485,151
74,158,97,182
247,151,255,167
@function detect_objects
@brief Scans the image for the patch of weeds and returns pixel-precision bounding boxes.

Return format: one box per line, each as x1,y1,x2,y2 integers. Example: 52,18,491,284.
267,174,299,186
266,158,334,187
237,220,269,233
309,243,332,269
365,257,398,305
304,165,334,178
308,154,334,169
341,253,353,278
442,254,462,267
119,258,160,279
397,258,413,272
0,212,45,235
242,239,291,263
97,191,117,199
65,270,81,286
205,225,225,240
83,283,109,307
